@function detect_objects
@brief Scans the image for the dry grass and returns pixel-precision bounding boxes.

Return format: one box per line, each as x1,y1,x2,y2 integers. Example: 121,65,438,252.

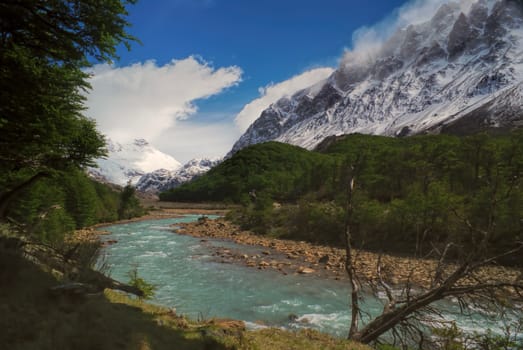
241,328,371,350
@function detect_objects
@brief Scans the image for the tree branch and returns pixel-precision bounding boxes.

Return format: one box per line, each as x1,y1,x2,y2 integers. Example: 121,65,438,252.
0,171,51,219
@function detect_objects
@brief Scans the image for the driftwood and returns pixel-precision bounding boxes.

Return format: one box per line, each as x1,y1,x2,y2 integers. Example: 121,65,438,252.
2,236,144,297
80,268,144,297
48,282,100,298
48,279,143,299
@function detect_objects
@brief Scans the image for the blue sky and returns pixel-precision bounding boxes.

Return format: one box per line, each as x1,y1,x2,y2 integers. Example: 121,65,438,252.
118,0,406,102
85,0,439,163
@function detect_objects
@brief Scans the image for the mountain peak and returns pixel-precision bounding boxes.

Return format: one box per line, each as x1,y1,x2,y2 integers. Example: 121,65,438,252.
88,138,181,186
136,157,222,193
229,0,523,154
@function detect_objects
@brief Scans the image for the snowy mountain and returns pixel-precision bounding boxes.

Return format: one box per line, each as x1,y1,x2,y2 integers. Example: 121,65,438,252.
136,158,221,193
88,139,181,186
230,0,523,155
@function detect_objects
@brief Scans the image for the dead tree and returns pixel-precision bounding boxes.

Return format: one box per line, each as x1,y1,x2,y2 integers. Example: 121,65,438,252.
344,166,360,339
347,247,523,345
9,235,145,297
343,163,523,346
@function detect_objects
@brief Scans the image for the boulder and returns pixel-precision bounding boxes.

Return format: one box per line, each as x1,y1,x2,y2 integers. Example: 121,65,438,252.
318,255,330,264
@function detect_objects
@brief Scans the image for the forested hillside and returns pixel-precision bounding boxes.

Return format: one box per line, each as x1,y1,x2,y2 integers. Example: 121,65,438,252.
162,133,523,263
160,142,333,203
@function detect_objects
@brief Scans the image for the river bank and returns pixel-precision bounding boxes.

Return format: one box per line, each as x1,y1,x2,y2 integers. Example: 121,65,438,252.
175,217,523,293
88,210,521,345
72,207,227,243
75,207,522,295
175,217,433,286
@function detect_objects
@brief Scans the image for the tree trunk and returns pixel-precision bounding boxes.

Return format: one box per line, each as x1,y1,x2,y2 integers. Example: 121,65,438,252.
0,171,50,219
351,263,469,343
345,173,360,339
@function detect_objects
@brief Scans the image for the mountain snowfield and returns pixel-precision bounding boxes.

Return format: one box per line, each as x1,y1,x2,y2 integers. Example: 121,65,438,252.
135,158,222,193
230,0,523,155
88,139,182,186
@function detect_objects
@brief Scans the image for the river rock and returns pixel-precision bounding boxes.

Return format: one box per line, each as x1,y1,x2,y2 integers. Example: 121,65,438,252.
318,255,330,264
297,266,315,274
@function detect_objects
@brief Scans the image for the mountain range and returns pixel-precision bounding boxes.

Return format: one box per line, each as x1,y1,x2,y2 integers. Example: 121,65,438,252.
87,138,181,186
230,0,523,155
135,158,222,193
87,138,220,193
89,0,523,191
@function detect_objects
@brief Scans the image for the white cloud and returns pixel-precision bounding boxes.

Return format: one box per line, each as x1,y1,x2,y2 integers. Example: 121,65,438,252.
155,120,241,163
234,67,334,132
85,56,242,142
342,0,481,68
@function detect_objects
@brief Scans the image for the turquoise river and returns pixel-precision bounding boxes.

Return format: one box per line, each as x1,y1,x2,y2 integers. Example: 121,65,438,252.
99,215,521,339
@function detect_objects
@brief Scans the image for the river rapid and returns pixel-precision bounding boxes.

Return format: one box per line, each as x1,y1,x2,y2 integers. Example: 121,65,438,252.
98,215,521,340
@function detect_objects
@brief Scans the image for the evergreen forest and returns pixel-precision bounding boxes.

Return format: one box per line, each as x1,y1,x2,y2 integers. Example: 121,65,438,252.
161,133,523,264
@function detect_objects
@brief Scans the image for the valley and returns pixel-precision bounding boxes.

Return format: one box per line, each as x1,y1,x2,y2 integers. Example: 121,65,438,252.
2,0,523,348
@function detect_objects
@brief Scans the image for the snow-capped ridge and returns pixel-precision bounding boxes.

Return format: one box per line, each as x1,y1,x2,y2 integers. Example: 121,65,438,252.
136,158,222,193
230,0,523,154
88,138,181,186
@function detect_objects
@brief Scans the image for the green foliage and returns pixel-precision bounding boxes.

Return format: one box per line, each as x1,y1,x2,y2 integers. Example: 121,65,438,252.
0,0,137,221
128,267,157,300
168,133,523,262
471,330,522,350
5,169,141,244
432,323,466,350
118,183,145,220
6,176,76,244
62,168,100,228
160,142,333,203
283,200,345,244
0,0,140,245
91,180,120,223
431,322,523,350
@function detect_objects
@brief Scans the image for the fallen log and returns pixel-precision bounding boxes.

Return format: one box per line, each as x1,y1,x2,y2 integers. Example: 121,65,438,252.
7,236,144,297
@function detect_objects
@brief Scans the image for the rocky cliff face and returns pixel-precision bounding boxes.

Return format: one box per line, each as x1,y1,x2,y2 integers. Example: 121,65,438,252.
135,158,221,193
230,0,523,155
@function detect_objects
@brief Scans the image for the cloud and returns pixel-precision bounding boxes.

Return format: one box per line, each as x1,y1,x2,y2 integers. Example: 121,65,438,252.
155,120,241,163
85,56,242,142
234,67,334,132
342,0,480,68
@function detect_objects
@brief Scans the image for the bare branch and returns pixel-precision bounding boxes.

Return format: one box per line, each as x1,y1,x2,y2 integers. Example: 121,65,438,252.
432,242,455,288
443,282,523,297
377,254,396,313
469,243,523,271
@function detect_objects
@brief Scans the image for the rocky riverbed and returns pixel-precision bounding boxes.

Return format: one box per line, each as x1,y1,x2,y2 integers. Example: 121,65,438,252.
174,217,435,286
174,217,523,294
